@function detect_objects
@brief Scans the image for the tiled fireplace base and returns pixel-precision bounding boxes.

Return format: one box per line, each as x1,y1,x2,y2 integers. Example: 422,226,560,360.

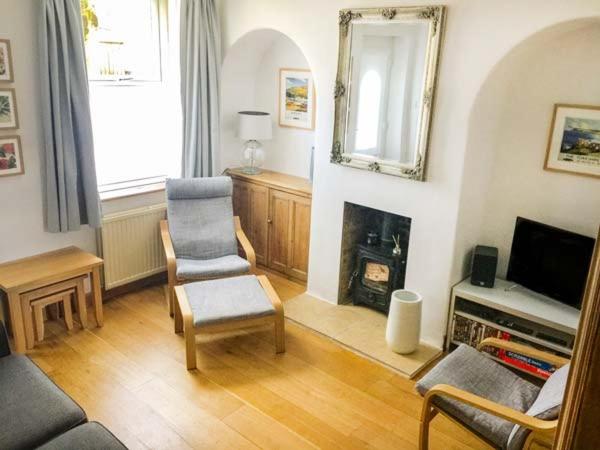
284,293,442,378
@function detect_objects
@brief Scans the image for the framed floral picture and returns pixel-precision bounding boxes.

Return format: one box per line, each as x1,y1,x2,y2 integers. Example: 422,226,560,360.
279,68,315,130
544,104,600,179
0,88,18,129
0,39,13,82
0,135,24,177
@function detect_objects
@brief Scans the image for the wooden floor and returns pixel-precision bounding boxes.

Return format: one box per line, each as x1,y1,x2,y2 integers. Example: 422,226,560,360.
28,271,487,450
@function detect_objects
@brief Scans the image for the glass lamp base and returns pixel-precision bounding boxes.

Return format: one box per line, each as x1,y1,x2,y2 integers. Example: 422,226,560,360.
241,166,262,175
241,140,265,175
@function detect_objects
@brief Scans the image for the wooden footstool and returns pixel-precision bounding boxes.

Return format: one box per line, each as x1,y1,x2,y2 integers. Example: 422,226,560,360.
20,275,88,349
174,275,285,370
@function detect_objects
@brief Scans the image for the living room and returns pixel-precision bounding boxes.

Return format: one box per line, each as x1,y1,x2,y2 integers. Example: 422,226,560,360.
1,0,600,449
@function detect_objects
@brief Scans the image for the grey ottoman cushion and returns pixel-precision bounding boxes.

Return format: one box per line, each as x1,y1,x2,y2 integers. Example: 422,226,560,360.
184,275,275,327
0,355,86,450
37,422,127,450
416,344,540,448
176,255,251,280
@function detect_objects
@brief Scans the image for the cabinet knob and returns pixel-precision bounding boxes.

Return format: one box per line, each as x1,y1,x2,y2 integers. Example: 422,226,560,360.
267,218,272,224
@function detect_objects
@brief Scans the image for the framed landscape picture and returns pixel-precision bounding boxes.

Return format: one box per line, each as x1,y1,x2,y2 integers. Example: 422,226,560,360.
0,135,24,177
279,68,315,130
0,39,13,82
544,104,600,179
0,88,18,129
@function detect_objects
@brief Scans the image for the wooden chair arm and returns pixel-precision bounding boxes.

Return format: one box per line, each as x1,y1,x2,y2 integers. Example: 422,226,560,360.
477,337,570,368
424,384,558,434
234,216,256,270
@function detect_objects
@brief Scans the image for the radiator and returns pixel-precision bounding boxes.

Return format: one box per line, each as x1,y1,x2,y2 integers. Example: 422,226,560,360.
100,204,167,289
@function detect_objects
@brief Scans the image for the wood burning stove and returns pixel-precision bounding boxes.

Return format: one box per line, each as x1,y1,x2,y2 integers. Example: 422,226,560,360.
350,243,407,314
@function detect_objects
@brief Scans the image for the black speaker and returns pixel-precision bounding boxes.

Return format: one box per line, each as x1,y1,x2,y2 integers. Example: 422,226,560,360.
470,245,498,288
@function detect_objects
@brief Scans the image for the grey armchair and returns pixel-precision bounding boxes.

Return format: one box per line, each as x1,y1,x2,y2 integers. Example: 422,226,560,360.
416,338,570,450
161,177,256,328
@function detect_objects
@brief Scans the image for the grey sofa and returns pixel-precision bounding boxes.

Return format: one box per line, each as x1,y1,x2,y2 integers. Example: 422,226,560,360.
0,321,126,449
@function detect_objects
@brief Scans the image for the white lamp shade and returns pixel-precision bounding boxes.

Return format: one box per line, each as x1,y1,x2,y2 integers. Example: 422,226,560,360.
238,111,272,141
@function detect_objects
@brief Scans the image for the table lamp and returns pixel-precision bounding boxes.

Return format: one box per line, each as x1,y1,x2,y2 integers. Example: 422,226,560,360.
238,111,272,175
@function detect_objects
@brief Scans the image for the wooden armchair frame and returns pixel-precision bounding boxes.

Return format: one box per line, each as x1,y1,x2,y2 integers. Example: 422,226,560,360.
419,338,570,450
160,217,256,327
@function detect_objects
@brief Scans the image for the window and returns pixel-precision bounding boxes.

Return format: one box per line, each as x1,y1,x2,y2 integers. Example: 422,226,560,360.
82,0,163,81
355,70,382,152
82,0,181,189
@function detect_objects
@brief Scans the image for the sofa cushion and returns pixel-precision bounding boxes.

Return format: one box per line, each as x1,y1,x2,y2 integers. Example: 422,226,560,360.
416,344,540,448
0,355,87,450
176,255,250,280
37,422,127,450
184,275,275,327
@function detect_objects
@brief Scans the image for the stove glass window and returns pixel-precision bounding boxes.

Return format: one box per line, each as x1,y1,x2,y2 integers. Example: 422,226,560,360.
361,260,390,293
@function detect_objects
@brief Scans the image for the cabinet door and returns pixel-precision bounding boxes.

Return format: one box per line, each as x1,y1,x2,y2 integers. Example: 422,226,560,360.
232,180,250,233
268,190,292,274
248,184,269,266
288,196,311,281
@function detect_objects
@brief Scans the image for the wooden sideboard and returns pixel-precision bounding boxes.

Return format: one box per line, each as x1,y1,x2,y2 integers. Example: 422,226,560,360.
226,168,312,283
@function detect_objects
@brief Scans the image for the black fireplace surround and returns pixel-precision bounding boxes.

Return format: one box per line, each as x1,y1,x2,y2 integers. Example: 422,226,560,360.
339,203,411,314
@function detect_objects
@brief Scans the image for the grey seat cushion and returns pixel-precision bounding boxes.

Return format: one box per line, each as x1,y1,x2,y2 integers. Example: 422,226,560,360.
507,363,570,450
176,255,251,280
0,355,87,450
184,275,275,327
416,344,540,449
166,177,238,260
37,422,127,450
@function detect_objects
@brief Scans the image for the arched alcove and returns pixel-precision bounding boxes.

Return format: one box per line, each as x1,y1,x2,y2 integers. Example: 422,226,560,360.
220,29,316,178
454,18,600,278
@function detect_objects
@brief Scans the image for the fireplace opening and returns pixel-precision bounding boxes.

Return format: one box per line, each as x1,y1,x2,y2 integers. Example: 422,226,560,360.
338,202,411,314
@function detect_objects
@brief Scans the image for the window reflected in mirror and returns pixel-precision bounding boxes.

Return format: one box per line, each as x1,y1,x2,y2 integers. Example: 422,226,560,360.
347,22,429,165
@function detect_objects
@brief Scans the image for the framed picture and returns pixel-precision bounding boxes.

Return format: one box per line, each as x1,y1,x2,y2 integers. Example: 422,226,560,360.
279,68,315,130
544,104,600,179
0,88,18,129
0,135,24,177
0,39,13,82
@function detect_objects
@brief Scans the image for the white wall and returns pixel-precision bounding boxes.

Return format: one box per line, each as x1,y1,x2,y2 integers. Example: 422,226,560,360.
220,30,314,178
0,0,97,264
475,24,600,277
219,0,600,348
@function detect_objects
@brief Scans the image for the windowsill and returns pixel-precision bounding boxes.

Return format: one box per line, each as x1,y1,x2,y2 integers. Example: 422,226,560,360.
99,179,166,202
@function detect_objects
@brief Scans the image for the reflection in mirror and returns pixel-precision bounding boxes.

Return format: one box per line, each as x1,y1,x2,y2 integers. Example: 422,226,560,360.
347,22,429,164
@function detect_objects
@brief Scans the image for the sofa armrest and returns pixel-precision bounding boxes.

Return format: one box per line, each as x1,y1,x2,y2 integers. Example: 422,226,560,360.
0,320,11,357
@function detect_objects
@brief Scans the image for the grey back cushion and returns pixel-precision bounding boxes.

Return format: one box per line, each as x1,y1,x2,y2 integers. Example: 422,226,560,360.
507,363,570,450
166,177,237,260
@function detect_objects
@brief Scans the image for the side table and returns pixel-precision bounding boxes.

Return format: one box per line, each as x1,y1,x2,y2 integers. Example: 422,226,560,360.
0,247,104,353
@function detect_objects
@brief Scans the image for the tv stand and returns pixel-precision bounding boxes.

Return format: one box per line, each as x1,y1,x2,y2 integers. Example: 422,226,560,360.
446,278,580,378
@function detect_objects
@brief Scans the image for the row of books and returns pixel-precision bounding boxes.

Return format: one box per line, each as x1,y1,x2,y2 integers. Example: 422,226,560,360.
450,314,556,379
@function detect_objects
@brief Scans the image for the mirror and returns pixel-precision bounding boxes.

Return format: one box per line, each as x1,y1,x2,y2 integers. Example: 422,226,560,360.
331,6,445,180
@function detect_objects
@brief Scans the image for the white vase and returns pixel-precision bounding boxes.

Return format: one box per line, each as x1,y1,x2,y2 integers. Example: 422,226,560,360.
386,290,422,354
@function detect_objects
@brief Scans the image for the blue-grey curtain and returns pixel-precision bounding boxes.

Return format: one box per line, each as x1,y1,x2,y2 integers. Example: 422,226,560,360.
39,0,101,232
180,0,221,178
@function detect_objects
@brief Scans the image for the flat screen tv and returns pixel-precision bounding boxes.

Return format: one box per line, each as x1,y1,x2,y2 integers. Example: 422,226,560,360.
507,217,595,309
